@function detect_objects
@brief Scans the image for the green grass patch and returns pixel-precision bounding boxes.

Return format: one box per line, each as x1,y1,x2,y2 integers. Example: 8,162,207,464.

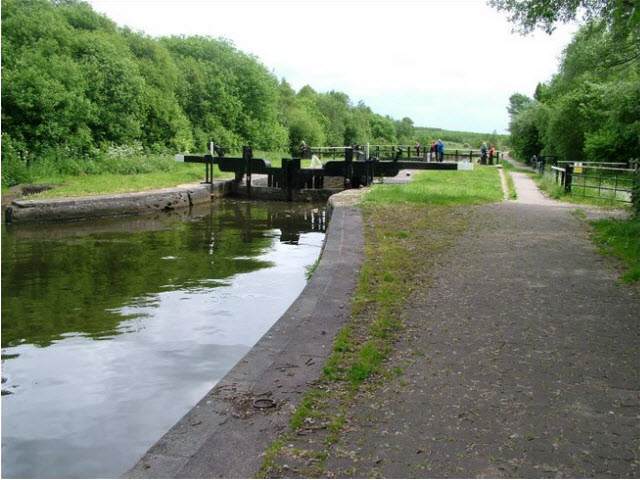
506,172,517,200
289,397,314,430
21,165,222,199
364,166,503,206
590,217,640,283
349,340,384,383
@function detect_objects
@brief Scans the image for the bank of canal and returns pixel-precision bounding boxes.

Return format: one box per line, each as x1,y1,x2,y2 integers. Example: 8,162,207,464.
1,200,326,479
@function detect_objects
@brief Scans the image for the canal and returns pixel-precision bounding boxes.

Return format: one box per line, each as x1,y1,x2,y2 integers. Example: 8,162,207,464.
1,199,326,478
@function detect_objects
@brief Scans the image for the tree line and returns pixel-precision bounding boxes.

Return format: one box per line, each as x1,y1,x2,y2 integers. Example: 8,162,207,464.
500,1,640,163
1,0,504,187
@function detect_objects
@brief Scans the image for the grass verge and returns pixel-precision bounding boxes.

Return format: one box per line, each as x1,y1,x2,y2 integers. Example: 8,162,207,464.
363,166,503,206
590,217,640,283
499,161,522,200
258,166,503,478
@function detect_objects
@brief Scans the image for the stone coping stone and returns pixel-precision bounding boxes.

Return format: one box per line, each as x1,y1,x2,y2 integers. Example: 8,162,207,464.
5,181,233,224
124,189,365,479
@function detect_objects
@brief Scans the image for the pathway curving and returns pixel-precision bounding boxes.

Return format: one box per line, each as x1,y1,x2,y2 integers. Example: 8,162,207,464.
322,173,640,477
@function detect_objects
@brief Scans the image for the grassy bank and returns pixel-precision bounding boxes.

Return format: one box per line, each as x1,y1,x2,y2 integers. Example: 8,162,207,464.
259,166,503,477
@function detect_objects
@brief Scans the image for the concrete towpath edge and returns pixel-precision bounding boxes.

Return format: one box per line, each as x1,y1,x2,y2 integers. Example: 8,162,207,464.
123,189,365,479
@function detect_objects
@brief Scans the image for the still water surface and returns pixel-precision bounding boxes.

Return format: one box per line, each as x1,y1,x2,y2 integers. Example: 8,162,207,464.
1,200,326,478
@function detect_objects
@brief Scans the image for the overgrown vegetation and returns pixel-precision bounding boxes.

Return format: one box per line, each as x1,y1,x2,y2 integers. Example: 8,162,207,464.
1,0,501,190
259,167,503,477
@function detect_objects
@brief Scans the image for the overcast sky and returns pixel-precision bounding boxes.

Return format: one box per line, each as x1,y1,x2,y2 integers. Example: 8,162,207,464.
86,0,578,134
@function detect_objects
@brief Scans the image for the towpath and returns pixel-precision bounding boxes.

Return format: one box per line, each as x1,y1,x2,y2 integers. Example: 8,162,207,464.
282,171,640,477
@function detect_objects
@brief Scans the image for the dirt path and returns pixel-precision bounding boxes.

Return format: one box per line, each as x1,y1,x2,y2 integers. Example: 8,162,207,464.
307,173,640,477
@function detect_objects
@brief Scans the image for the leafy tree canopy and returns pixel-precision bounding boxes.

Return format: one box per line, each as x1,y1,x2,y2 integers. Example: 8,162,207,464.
488,0,640,34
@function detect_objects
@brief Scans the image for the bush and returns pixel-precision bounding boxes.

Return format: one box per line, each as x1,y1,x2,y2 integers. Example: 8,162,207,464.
1,134,35,187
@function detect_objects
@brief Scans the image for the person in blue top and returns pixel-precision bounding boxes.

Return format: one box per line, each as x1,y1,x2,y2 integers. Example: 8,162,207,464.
437,139,445,162
480,142,488,164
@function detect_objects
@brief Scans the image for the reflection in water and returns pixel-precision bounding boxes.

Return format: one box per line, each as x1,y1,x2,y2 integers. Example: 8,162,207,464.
1,200,326,478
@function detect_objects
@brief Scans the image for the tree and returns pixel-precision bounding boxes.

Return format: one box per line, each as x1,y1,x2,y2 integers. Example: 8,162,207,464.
508,104,545,159
315,91,350,146
488,0,640,34
394,117,415,144
504,19,640,162
369,115,397,144
507,93,534,117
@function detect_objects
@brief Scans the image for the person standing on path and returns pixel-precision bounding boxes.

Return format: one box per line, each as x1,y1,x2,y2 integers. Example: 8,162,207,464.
481,141,488,164
437,139,445,162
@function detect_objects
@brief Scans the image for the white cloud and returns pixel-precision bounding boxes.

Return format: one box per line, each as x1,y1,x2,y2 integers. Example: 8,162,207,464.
87,0,578,133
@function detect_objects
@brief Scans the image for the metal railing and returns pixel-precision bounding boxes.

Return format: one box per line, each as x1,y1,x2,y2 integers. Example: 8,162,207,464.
547,161,639,205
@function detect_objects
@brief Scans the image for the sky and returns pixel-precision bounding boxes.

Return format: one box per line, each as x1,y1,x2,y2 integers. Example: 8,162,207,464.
86,0,579,134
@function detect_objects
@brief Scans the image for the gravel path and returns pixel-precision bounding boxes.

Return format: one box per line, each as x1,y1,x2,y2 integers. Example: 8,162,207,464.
324,173,640,478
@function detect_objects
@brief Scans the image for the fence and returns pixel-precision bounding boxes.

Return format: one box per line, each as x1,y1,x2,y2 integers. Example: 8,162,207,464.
547,160,639,206
307,144,502,164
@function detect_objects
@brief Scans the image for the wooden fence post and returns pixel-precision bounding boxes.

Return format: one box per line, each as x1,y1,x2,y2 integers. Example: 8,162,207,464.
564,165,573,193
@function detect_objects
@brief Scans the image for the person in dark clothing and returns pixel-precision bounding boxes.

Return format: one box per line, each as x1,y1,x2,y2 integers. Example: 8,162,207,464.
480,142,488,164
300,140,309,158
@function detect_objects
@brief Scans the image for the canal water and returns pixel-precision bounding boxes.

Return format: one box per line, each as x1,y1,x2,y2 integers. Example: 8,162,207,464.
1,200,326,479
